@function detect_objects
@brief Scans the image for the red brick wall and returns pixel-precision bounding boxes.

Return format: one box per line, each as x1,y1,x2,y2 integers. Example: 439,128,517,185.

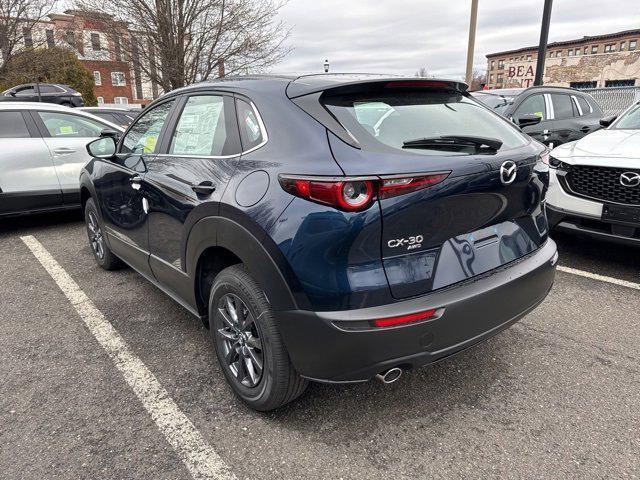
81,59,133,104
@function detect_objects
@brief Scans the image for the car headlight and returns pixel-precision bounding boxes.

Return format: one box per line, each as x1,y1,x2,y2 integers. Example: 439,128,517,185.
549,155,570,170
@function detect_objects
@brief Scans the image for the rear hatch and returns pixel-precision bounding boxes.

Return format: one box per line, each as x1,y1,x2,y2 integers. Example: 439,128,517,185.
291,78,549,299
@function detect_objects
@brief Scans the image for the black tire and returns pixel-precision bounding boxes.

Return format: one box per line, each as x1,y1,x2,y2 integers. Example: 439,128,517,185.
209,265,307,411
84,198,123,270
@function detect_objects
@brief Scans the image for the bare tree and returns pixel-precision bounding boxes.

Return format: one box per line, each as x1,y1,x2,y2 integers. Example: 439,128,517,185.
469,69,487,90
75,0,291,93
0,0,53,67
415,66,429,78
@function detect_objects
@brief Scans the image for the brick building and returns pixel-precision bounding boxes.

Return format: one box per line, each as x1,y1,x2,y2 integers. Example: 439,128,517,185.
486,29,640,90
10,11,159,106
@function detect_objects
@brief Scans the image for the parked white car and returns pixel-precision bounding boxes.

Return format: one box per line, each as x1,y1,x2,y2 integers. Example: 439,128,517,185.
547,101,640,246
0,102,123,217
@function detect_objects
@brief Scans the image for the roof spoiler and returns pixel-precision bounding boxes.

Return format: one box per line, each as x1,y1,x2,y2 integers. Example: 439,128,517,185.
286,77,469,99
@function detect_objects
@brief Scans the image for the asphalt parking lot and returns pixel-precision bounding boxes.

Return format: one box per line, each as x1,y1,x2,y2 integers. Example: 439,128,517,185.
1,211,639,480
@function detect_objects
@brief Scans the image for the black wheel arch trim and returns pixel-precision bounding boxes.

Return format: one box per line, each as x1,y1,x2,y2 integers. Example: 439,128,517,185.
185,214,308,313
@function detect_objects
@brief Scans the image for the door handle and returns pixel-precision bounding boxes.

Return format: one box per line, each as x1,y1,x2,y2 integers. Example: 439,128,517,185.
191,182,216,195
580,126,591,133
53,147,76,154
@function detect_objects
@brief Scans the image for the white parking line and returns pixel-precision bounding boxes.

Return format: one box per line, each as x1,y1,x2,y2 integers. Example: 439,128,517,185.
20,235,236,480
557,265,640,291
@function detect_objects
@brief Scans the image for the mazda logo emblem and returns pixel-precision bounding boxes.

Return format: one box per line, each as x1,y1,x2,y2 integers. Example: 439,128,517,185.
500,161,517,185
620,172,640,188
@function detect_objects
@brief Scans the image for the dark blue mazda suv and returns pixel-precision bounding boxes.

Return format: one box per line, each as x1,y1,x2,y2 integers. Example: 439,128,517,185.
81,74,558,410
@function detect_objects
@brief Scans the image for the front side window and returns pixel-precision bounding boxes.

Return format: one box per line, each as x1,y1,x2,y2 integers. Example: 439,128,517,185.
613,103,640,129
515,94,546,120
38,112,106,138
0,112,31,138
551,94,575,120
170,95,230,156
121,100,174,154
236,99,265,151
15,86,35,96
323,89,528,156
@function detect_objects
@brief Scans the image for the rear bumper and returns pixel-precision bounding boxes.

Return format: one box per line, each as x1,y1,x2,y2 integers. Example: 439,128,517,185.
276,239,558,382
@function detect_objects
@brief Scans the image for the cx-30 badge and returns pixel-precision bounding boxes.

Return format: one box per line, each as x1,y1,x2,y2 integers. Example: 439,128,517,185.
620,172,640,187
500,161,517,185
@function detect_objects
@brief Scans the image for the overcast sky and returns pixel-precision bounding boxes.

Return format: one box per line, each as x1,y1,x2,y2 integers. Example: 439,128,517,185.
272,0,640,78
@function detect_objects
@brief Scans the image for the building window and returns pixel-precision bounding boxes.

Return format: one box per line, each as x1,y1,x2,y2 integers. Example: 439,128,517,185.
489,74,494,83
568,49,574,56
496,74,503,84
114,36,122,62
497,60,504,69
91,33,101,51
630,40,637,51
604,44,615,53
584,46,589,55
575,48,581,56
111,72,126,86
93,71,102,86
66,30,76,48
591,45,598,54
549,51,554,58
490,60,495,69
526,54,532,61
22,28,33,48
114,96,129,105
556,50,562,57
605,79,635,88
620,41,626,51
45,29,54,48
97,96,104,105
570,81,597,89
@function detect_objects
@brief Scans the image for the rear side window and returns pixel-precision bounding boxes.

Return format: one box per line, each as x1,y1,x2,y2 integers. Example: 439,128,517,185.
323,89,528,155
38,111,105,138
170,95,230,156
576,96,592,115
514,94,546,120
551,94,575,120
0,111,30,138
236,99,265,151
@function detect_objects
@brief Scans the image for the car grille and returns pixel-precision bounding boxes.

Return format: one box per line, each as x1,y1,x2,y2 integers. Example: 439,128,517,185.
565,165,640,205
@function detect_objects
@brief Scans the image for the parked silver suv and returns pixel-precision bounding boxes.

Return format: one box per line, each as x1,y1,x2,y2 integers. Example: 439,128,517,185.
0,103,122,217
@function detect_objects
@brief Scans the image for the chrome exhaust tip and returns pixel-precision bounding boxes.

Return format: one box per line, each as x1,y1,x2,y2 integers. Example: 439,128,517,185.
375,367,403,384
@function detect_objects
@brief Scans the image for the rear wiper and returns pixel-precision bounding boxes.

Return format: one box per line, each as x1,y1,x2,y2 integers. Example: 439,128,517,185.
402,135,503,151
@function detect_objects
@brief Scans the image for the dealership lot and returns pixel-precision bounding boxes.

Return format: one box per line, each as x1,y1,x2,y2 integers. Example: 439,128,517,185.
1,212,639,479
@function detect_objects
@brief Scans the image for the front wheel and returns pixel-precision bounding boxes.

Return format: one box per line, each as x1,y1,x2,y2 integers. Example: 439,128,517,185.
84,198,122,270
209,265,307,411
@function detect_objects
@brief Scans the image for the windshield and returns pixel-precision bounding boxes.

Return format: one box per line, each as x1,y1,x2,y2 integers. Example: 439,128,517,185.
323,89,528,155
612,103,640,129
472,93,515,115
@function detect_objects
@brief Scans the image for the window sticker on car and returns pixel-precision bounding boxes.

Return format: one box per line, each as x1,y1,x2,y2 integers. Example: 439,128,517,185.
59,125,75,134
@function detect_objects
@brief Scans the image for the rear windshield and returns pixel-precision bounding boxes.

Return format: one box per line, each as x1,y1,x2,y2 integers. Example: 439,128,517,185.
323,89,528,155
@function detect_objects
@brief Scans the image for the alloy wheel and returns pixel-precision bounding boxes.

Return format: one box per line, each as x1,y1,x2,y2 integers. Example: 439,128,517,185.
87,211,105,260
217,293,264,387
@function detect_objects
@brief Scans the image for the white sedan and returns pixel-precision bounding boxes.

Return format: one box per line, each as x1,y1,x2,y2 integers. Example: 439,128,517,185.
547,100,640,246
0,102,123,217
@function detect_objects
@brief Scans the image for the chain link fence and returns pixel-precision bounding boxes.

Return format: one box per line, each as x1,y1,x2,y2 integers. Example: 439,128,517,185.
580,87,640,116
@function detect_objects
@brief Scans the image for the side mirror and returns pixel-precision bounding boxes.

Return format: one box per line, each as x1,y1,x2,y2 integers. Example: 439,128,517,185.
516,114,542,128
87,136,117,158
599,115,617,128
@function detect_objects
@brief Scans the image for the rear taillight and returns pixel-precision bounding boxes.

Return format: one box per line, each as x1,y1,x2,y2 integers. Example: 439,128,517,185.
279,173,449,212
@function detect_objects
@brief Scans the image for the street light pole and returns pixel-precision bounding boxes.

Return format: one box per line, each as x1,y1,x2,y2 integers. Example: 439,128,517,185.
534,0,553,86
465,0,479,86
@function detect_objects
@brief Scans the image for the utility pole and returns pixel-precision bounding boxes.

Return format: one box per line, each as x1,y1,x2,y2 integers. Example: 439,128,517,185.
465,0,479,86
534,0,553,86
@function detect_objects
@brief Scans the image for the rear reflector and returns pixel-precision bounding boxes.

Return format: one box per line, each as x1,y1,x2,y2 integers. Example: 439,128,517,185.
373,309,437,328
